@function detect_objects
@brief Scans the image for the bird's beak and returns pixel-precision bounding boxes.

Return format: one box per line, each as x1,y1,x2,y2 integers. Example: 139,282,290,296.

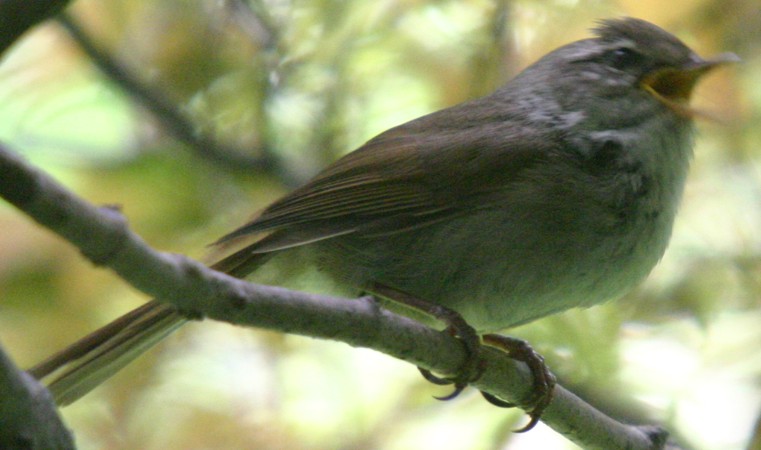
641,52,740,117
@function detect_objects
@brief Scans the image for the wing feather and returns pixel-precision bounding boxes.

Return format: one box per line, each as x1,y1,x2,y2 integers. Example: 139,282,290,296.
215,95,555,252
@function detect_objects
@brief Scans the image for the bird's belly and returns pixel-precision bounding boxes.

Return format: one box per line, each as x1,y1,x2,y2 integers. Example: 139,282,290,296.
321,205,674,333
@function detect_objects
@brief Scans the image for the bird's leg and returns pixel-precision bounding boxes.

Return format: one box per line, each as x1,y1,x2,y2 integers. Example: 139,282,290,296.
367,282,556,433
367,282,484,400
480,334,556,432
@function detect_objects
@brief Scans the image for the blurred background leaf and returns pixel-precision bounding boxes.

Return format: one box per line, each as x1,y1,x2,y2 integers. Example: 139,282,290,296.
1,1,759,449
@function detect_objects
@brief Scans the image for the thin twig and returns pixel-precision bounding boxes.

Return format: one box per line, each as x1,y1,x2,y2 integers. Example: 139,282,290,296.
0,0,70,54
56,12,277,174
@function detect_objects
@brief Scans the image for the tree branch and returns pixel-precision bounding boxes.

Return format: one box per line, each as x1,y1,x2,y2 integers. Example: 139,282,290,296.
0,2,687,447
0,0,70,54
0,141,673,449
55,12,278,175
0,342,75,450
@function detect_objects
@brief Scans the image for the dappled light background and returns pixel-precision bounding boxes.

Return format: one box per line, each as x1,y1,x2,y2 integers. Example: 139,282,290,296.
1,1,760,449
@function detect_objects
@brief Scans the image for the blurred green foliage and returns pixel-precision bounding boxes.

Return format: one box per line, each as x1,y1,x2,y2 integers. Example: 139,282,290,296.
1,1,759,449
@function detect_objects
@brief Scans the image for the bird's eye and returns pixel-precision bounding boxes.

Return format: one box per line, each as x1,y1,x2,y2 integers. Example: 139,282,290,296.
608,47,644,70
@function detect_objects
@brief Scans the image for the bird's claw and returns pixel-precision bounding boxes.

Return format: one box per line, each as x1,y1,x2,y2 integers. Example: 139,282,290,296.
480,334,557,432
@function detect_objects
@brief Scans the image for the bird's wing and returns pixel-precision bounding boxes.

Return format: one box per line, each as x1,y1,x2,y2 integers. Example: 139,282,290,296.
215,100,554,256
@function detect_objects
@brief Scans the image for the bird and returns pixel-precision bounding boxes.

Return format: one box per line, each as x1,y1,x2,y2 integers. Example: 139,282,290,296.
29,17,736,427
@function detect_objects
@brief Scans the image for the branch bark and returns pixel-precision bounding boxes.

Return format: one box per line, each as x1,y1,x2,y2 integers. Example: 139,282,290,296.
0,143,672,449
0,343,75,450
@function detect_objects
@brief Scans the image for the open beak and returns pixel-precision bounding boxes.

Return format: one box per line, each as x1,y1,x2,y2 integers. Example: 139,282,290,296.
641,52,740,117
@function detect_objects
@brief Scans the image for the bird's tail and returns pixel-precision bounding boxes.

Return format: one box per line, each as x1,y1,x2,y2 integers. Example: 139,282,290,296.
28,300,186,405
28,237,272,406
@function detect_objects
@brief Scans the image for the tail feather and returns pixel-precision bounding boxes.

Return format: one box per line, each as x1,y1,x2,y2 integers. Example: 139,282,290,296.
28,239,273,405
29,301,185,405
